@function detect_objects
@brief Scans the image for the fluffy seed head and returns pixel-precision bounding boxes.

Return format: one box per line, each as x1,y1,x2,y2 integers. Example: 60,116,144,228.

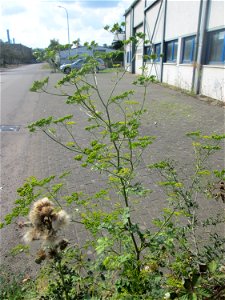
29,198,55,227
23,228,42,243
53,210,70,231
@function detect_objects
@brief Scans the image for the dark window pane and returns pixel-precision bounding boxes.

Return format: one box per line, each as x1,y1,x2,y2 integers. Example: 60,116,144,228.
146,47,151,56
208,30,225,63
166,42,173,61
182,36,195,62
144,46,151,61
127,51,130,63
173,41,178,61
166,40,178,62
155,44,161,61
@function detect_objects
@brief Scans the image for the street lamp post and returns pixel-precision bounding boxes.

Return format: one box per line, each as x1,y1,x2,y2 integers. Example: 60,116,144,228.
58,5,70,55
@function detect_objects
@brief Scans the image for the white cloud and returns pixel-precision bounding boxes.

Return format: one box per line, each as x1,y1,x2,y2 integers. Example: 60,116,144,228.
0,0,131,49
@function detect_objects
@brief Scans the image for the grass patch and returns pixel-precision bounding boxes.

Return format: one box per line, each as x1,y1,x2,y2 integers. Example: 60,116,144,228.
101,67,125,73
41,63,51,70
0,267,38,300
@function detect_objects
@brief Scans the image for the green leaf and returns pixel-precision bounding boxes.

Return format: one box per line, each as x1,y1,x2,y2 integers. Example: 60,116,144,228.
74,154,83,161
202,145,221,150
110,132,119,141
96,237,113,254
213,169,225,180
148,161,171,169
53,115,73,124
197,170,211,175
192,272,200,286
110,90,135,103
121,208,130,225
211,134,225,140
66,142,75,147
10,244,30,256
66,121,76,125
208,260,218,273
186,131,201,137
59,171,71,178
191,293,198,300
30,77,49,92
180,295,189,300
52,183,63,193
28,117,53,132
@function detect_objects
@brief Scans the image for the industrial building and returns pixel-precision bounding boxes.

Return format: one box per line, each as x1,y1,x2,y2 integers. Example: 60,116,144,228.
124,0,225,102
0,41,33,65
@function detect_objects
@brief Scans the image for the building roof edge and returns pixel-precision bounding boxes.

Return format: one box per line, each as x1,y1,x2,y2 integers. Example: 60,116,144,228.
124,0,141,16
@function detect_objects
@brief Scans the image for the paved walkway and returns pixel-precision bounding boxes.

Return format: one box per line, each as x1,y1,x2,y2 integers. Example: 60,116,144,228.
28,70,225,245
1,67,225,277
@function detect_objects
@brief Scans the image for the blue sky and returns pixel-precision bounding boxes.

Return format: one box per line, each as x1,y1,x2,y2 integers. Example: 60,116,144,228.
0,0,131,49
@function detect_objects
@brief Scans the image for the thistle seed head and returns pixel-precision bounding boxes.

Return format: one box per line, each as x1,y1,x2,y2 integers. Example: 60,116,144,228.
23,197,70,245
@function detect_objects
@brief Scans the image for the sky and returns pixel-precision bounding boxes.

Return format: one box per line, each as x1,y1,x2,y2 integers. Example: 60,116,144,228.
0,0,131,49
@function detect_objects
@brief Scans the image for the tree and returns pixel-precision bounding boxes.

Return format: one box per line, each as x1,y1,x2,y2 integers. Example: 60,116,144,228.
48,39,61,50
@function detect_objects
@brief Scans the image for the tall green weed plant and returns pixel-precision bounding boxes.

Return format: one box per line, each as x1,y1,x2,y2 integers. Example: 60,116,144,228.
1,24,225,299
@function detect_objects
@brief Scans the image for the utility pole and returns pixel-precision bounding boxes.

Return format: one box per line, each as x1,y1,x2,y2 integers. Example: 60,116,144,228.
58,5,70,56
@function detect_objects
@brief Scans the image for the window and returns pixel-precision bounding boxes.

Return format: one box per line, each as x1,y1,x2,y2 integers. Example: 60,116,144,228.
165,40,178,62
144,46,151,61
144,44,161,62
207,29,225,64
127,51,130,63
182,36,195,63
154,43,161,62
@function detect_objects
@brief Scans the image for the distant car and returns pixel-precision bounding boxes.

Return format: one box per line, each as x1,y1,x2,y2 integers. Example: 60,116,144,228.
59,58,106,74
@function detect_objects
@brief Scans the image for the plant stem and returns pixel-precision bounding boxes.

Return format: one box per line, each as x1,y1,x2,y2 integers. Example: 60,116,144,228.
57,258,70,300
121,179,140,263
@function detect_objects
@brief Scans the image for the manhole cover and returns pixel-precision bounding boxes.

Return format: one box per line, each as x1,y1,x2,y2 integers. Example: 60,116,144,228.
0,125,21,132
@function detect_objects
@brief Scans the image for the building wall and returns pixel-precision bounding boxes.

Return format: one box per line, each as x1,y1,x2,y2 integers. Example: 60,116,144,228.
201,66,225,101
133,0,145,27
163,64,194,90
124,0,225,102
145,1,164,43
125,12,132,73
125,11,132,38
135,25,144,74
165,1,200,40
208,0,225,29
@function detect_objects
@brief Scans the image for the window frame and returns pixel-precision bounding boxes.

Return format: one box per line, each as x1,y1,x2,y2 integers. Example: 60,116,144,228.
206,29,225,65
165,39,178,63
181,35,196,64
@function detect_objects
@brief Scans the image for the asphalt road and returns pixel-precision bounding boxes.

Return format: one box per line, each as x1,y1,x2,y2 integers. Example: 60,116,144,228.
0,64,52,276
0,64,97,276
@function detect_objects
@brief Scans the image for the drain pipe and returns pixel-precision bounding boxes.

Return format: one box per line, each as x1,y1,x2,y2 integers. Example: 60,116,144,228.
160,0,167,83
192,0,210,94
142,2,147,74
131,7,136,74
